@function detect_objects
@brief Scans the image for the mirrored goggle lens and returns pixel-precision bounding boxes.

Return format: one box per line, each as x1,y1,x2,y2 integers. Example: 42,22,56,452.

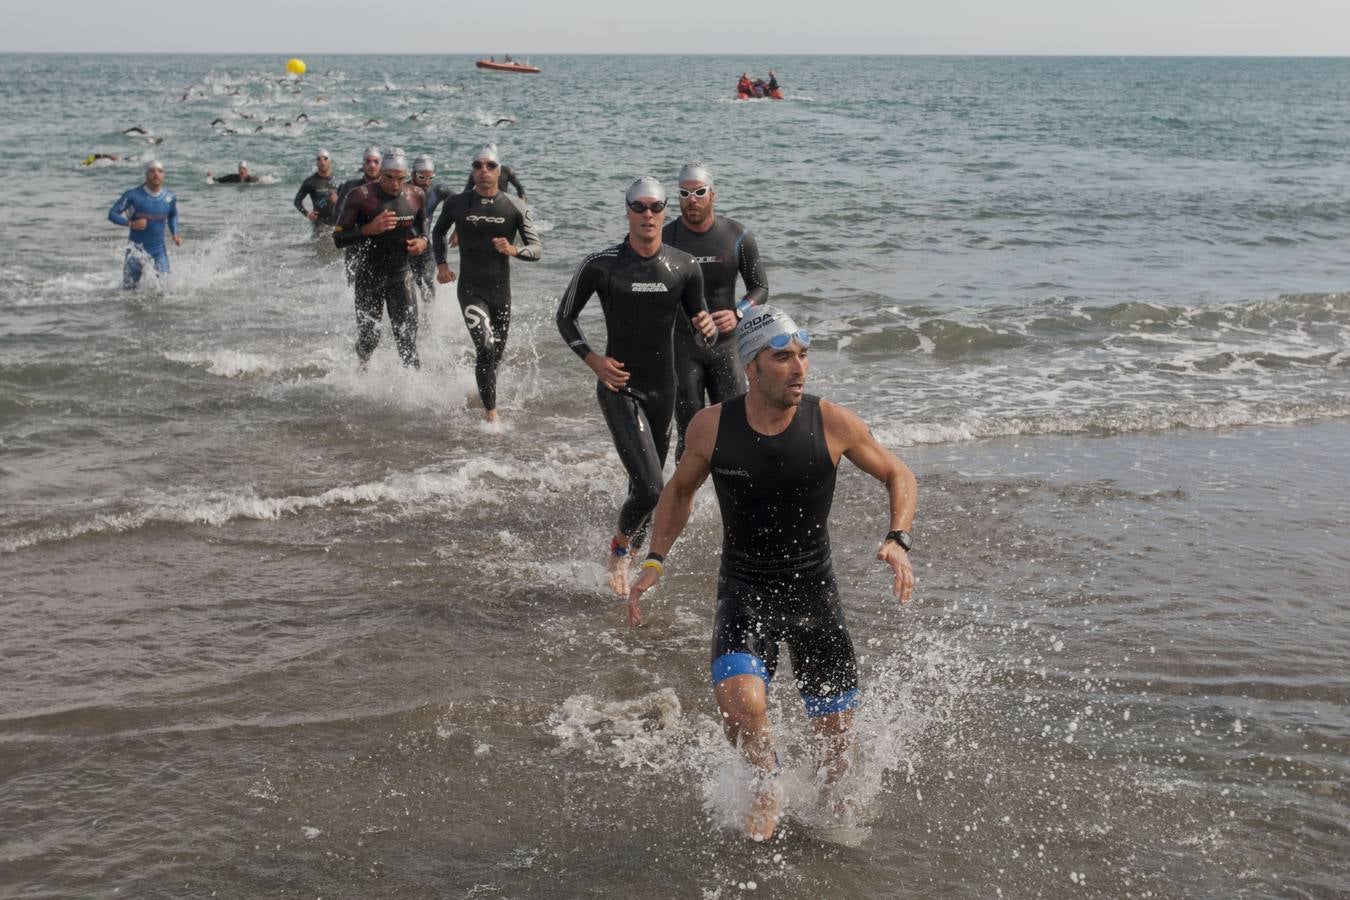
766,329,810,350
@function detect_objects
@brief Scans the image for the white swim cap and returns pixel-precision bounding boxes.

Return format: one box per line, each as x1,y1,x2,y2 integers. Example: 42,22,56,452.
381,148,407,172
736,305,811,364
473,143,500,164
413,154,434,172
363,145,383,162
238,160,248,169
678,162,714,187
143,159,164,173
625,176,665,204
316,148,331,160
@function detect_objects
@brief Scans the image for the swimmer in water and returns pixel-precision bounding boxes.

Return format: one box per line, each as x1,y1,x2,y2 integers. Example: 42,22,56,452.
107,159,182,289
556,177,716,592
628,305,918,842
662,162,770,461
209,160,259,184
432,144,542,422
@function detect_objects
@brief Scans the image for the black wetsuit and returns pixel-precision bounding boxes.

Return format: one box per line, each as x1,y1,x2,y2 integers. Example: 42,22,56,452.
335,174,377,282
213,173,258,184
663,215,770,460
556,239,708,540
333,183,428,367
410,180,457,303
462,165,526,199
708,394,858,717
432,189,541,411
294,171,340,227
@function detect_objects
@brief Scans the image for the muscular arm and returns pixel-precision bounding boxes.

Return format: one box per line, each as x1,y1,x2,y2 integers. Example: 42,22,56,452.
626,406,719,625
293,180,310,215
823,400,918,601
736,230,770,308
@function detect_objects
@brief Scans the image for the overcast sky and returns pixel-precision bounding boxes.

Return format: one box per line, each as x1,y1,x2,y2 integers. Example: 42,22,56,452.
6,0,1349,55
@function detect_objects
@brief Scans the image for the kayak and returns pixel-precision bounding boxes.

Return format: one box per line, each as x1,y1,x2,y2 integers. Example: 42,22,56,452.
476,60,540,74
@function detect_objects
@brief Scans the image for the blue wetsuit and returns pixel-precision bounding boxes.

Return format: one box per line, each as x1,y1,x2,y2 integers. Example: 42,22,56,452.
108,185,179,288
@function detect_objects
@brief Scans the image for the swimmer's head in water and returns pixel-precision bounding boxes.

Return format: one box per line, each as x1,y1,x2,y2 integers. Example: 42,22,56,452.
625,176,665,206
677,162,714,189
413,155,434,173
473,143,500,165
238,160,248,173
736,305,811,365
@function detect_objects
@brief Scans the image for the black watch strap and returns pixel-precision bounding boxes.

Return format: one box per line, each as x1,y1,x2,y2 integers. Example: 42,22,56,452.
885,529,913,552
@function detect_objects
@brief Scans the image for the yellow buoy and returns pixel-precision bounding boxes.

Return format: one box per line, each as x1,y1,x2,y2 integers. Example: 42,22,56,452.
286,58,307,76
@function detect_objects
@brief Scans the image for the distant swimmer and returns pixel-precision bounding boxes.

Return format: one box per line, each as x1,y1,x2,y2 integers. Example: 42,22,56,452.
121,126,150,135
663,162,770,461
81,153,122,166
364,118,383,127
107,159,182,289
628,305,918,842
407,155,441,306
333,149,429,369
460,144,526,200
209,160,259,184
335,147,383,282
210,117,227,127
294,148,340,234
556,177,715,591
295,112,310,122
432,144,542,422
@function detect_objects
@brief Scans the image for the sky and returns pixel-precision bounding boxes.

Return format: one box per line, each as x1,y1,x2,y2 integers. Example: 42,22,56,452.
5,0,1349,55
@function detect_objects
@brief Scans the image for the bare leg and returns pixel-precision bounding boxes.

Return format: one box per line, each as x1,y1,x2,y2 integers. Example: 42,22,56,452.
810,710,856,818
715,674,780,841
607,534,631,597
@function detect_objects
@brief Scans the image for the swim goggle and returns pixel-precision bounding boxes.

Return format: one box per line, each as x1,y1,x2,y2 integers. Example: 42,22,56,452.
472,159,499,170
766,329,811,351
678,186,710,199
627,200,667,214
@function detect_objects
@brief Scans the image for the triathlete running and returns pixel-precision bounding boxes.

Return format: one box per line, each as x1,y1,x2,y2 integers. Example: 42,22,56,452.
334,147,382,282
107,159,181,289
432,144,542,422
294,148,340,234
556,176,716,593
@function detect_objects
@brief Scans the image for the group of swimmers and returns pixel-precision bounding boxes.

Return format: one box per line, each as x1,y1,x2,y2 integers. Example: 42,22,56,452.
105,146,917,842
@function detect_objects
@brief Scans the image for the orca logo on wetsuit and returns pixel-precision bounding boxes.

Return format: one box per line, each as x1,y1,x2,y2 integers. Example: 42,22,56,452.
714,467,750,477
466,214,507,225
464,304,494,346
690,255,724,264
630,283,669,292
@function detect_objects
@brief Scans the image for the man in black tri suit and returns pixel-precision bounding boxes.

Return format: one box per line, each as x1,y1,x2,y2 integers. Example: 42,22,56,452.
294,148,340,237
628,305,918,842
556,176,718,595
662,162,770,461
433,144,542,423
333,148,429,369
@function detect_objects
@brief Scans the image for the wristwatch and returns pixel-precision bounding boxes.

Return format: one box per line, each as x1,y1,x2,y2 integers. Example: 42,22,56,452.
884,530,913,552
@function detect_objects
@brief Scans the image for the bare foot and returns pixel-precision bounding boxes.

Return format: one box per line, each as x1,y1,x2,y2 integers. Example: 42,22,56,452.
484,408,499,424
745,784,781,842
606,548,629,597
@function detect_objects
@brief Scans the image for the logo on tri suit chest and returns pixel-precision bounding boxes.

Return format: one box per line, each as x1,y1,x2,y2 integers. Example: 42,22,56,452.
690,255,724,264
714,467,750,477
466,214,506,224
630,282,668,292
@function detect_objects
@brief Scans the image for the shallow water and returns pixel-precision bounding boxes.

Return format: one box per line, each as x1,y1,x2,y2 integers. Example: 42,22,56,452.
2,54,1348,898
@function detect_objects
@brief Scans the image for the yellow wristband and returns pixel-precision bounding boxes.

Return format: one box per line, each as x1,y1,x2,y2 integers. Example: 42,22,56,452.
640,559,664,574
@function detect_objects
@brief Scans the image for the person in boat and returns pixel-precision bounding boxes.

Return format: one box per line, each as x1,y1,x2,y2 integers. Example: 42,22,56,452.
737,73,753,96
209,160,259,184
767,70,779,93
626,305,918,842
